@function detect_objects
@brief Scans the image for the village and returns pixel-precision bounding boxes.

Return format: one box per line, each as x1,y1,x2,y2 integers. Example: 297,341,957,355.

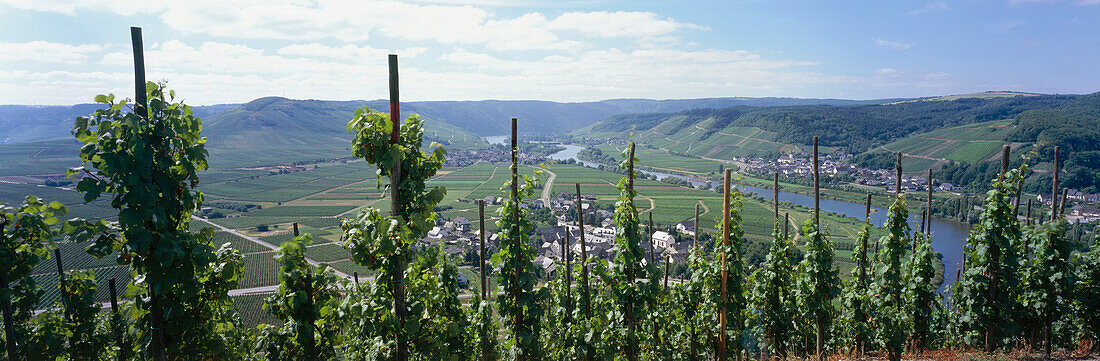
423,191,699,278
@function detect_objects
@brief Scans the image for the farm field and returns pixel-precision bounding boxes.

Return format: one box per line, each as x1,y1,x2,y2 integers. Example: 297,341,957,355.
868,119,1032,174
587,144,731,177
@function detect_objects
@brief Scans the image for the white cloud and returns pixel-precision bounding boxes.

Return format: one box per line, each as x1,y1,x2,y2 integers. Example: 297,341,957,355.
909,1,948,14
548,11,705,38
276,44,426,60
873,38,914,50
985,20,1026,33
0,41,103,64
875,68,899,75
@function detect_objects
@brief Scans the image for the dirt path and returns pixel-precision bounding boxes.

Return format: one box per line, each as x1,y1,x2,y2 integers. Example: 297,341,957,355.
535,165,557,206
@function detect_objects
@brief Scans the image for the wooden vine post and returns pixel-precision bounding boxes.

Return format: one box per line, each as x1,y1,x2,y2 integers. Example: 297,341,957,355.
575,183,590,319
625,142,638,361
477,199,489,361
927,169,933,236
55,248,69,323
386,54,409,361
1052,146,1060,220
129,26,167,361
478,200,487,301
718,168,731,361
812,136,823,361
109,278,123,359
783,213,789,240
509,117,523,361
693,204,700,252
648,213,655,266
773,172,780,226
1026,199,1032,226
565,229,572,314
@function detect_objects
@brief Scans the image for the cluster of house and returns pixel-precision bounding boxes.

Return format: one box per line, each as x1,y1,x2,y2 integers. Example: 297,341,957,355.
1038,189,1100,224
740,153,961,193
423,192,702,277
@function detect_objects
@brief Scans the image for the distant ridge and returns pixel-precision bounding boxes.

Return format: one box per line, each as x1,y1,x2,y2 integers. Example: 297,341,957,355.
0,96,895,142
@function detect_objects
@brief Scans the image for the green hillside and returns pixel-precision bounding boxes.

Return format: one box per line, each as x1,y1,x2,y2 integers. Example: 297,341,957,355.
203,97,486,168
856,119,1028,174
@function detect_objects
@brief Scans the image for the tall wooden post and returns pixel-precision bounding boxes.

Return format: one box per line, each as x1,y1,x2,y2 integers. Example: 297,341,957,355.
719,168,731,361
861,194,871,283
109,278,119,313
565,229,572,315
131,26,166,361
386,54,409,361
783,213,789,240
986,145,1010,353
664,255,670,290
895,152,903,196
812,136,822,361
1060,188,1068,215
648,213,655,266
693,204,700,252
477,200,489,361
510,118,525,361
1026,199,1033,226
773,172,780,227
1052,146,1060,221
927,169,933,236
478,201,487,300
575,183,590,319
625,142,638,361
54,248,70,322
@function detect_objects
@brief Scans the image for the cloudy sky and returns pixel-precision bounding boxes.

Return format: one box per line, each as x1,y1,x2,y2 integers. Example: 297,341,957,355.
1,0,1098,105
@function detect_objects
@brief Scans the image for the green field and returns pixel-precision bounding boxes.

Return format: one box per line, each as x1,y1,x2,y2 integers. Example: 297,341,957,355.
869,119,1030,174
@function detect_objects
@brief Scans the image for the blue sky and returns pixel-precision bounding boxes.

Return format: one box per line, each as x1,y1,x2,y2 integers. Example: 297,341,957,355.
1,0,1097,105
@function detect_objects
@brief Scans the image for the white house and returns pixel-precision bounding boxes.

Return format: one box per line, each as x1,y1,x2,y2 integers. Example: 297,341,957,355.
676,221,695,236
652,231,675,249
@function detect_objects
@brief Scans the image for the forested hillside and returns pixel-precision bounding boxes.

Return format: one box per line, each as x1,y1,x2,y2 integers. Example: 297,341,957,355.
585,93,1081,153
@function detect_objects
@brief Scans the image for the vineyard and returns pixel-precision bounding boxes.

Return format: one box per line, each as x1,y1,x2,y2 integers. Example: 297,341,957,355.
2,30,1100,361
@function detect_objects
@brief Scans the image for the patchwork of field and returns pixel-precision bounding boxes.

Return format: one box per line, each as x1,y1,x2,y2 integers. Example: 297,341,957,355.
585,118,834,160
869,119,1029,174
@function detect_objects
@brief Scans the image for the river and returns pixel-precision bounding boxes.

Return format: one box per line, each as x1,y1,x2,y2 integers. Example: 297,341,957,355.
485,136,971,290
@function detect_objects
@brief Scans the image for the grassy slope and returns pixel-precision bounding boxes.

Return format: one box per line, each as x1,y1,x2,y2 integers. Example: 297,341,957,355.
861,119,1034,174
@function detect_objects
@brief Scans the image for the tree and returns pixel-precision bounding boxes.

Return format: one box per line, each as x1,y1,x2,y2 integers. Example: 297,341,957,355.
258,232,342,360
951,170,1024,350
341,107,461,360
839,217,872,356
872,195,909,361
750,226,796,358
905,231,936,351
714,186,747,359
1076,226,1100,353
72,84,246,358
602,142,658,361
490,120,545,360
1021,217,1073,356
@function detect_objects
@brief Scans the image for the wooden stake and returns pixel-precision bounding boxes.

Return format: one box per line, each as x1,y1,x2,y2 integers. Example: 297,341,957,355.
510,118,522,361
1052,146,1060,221
783,213,790,241
478,201,487,300
895,152,903,196
719,168,731,361
387,54,408,361
55,248,69,322
478,199,488,361
813,137,820,225
693,204,700,252
664,255,670,290
648,213,655,266
927,168,933,237
812,136,822,361
773,172,780,228
1026,199,1033,226
1060,188,1068,216
575,183,590,320
565,229,572,314
131,26,166,361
